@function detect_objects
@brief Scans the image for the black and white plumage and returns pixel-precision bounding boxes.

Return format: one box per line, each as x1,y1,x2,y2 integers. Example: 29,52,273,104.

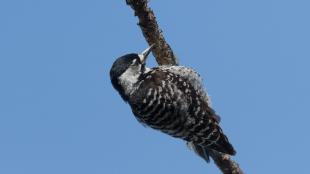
110,45,236,162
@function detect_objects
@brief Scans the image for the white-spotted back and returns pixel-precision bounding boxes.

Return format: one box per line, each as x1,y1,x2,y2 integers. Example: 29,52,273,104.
158,65,212,106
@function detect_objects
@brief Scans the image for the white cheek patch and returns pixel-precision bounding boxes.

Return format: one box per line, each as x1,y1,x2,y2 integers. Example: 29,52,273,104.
118,65,141,95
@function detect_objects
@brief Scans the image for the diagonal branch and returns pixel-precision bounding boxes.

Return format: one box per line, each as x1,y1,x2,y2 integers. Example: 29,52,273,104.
125,0,244,173
209,150,244,174
126,0,178,66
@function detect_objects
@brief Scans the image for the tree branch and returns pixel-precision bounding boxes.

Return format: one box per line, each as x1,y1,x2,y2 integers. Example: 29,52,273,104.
125,0,244,173
209,150,244,174
126,0,178,66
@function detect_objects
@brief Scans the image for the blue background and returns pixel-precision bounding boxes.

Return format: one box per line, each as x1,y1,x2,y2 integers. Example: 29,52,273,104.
0,0,309,173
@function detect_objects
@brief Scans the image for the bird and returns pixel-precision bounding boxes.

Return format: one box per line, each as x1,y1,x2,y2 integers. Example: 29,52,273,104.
110,45,236,162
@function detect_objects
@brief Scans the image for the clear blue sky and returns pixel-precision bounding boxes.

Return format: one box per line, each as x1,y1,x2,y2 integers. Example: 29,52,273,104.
0,0,309,173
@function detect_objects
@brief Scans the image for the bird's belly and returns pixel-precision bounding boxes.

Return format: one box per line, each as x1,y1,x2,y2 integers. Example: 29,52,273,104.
135,104,189,139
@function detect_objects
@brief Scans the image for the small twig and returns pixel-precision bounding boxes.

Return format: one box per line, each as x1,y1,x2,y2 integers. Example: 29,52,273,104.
125,0,244,173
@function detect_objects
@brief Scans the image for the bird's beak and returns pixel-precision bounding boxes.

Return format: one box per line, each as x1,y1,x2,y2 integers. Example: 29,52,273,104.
139,44,155,64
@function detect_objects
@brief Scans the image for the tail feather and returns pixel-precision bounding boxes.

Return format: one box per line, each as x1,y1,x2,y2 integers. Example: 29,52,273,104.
208,133,236,155
187,142,210,163
206,121,236,155
187,133,236,163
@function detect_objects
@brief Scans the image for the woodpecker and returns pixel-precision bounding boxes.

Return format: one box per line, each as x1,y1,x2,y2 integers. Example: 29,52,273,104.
110,45,236,162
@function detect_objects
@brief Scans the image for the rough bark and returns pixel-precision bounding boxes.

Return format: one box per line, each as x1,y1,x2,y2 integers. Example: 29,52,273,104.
126,0,178,66
209,150,244,174
125,0,244,173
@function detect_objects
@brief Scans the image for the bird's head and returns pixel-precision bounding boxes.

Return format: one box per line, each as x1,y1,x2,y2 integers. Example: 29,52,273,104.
110,44,154,101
